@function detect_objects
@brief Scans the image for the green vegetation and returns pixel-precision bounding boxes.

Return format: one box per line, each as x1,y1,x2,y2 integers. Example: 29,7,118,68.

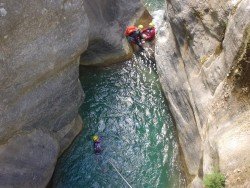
204,171,226,188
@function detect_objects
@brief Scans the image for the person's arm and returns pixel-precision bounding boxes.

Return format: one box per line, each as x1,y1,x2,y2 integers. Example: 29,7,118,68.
139,31,143,40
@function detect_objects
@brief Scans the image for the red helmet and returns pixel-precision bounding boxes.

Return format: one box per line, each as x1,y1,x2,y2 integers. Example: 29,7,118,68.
124,26,138,36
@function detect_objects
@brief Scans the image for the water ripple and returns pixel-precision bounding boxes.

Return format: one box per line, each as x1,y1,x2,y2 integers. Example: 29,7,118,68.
52,53,185,188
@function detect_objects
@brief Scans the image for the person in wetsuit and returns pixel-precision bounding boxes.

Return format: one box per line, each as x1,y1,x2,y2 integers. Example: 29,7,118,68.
93,135,102,154
142,22,156,41
124,25,144,49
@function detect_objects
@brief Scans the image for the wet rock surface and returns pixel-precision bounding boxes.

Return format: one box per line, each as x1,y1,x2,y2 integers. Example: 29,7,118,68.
155,0,250,187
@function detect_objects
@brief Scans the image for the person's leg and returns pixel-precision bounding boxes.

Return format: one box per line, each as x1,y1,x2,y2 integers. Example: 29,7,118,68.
134,37,143,49
127,36,135,43
128,33,144,49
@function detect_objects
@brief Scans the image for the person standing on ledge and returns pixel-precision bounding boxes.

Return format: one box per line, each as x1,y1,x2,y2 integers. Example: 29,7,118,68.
124,25,144,49
141,22,156,41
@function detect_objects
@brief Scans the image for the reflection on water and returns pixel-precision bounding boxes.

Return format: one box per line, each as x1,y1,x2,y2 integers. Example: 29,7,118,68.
143,0,166,11
52,53,185,188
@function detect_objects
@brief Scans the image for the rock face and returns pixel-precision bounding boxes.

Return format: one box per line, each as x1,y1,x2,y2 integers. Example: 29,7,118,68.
0,0,142,187
80,0,145,66
155,0,250,187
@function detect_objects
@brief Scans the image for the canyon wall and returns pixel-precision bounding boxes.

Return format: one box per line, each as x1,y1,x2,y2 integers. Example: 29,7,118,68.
155,0,250,187
0,0,143,187
80,0,145,66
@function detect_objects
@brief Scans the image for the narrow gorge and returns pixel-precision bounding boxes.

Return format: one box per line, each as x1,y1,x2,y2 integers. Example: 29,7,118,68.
155,0,250,187
52,54,185,187
0,0,249,187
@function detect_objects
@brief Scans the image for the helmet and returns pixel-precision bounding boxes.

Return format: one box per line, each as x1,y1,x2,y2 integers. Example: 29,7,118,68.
149,22,155,28
138,25,144,30
93,135,99,142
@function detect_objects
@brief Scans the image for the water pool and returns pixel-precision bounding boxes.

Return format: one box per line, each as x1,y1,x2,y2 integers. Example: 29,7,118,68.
52,53,185,187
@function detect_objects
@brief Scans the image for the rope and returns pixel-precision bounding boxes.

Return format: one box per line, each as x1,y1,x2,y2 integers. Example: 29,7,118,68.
108,160,133,188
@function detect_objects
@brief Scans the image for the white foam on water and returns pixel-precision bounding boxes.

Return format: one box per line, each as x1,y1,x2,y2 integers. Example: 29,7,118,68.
231,0,239,5
0,7,7,17
152,10,165,29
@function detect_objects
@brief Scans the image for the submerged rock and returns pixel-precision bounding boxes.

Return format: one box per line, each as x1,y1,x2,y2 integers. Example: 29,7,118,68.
155,0,250,186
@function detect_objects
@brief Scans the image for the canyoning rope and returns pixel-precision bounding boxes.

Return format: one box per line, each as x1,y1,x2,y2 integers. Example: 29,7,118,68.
108,160,133,188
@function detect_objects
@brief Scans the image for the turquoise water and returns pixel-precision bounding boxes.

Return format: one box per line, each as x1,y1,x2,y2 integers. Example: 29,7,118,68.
143,0,165,11
52,53,185,187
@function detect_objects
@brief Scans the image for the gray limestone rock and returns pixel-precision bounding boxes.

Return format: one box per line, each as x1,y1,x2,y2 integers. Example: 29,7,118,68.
155,17,202,176
0,0,87,186
80,0,145,66
155,0,250,186
0,0,144,186
0,130,59,188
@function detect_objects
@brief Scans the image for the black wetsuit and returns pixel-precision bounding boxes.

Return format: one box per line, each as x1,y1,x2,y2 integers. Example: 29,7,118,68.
128,30,143,48
94,140,102,154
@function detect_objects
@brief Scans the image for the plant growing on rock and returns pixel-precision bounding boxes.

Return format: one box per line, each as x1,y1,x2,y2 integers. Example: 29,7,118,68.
204,171,226,188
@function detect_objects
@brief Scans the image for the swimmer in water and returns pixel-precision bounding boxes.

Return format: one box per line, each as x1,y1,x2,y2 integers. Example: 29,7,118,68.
92,135,102,154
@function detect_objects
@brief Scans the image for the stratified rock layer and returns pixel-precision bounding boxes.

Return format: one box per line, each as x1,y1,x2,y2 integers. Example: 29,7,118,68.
0,0,142,187
155,0,250,187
